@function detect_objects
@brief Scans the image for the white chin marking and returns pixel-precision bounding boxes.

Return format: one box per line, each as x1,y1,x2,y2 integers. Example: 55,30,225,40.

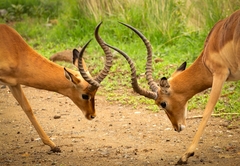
180,125,186,131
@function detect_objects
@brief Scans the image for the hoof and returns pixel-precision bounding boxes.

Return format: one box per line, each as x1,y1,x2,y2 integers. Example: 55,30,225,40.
51,146,61,153
176,158,188,165
176,152,194,165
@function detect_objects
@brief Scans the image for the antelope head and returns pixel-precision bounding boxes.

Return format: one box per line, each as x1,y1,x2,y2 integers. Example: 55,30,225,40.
64,22,113,120
106,22,188,132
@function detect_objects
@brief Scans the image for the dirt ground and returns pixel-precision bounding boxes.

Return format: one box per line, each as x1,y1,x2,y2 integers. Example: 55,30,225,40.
1,85,240,166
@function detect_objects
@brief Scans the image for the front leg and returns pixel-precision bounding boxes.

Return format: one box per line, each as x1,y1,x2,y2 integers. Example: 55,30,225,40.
177,115,210,165
177,75,227,164
8,85,61,152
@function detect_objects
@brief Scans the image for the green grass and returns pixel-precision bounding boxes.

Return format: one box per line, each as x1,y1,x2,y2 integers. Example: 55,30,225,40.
188,81,240,120
1,0,240,119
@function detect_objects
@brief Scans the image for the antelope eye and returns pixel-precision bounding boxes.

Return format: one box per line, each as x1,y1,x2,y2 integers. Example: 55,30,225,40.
160,102,166,108
82,94,89,100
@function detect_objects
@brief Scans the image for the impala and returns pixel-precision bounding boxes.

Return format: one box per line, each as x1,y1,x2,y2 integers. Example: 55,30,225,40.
106,10,240,164
0,22,112,152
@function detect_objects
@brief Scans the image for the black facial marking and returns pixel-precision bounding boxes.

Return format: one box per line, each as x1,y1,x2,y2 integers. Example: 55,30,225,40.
82,94,89,100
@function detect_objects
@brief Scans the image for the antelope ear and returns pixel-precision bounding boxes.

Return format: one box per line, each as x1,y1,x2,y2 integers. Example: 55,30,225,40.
177,62,187,71
171,62,187,77
72,49,79,67
72,48,88,70
159,77,170,94
64,67,80,85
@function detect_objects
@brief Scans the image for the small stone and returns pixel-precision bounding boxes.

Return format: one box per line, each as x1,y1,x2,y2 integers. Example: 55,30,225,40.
166,139,170,142
53,115,61,119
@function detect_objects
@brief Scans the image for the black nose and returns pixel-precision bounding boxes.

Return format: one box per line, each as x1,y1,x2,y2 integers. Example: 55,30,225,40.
90,115,95,119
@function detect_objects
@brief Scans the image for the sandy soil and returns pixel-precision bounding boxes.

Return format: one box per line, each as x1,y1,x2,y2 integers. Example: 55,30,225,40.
1,86,240,166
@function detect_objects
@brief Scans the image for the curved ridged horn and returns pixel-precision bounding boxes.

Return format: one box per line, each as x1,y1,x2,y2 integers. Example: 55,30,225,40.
106,43,157,100
94,22,113,83
78,22,113,91
78,39,100,90
119,22,159,93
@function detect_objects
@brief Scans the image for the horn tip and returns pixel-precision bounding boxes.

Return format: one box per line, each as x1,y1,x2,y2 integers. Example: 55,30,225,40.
95,22,103,32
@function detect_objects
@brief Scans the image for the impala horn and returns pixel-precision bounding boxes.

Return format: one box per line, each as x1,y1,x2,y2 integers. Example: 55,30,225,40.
105,22,159,100
78,22,113,91
106,43,158,100
119,22,159,93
